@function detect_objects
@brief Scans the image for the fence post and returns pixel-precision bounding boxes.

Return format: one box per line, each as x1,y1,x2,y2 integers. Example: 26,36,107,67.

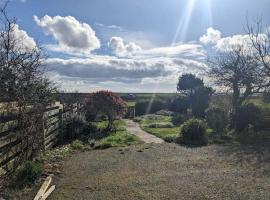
58,108,63,144
42,112,46,151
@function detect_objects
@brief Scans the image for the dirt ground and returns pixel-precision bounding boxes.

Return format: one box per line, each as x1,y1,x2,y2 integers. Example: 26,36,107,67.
17,142,270,200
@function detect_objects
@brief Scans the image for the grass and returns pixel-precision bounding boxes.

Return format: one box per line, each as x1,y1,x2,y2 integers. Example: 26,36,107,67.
95,119,141,149
96,132,140,149
138,114,180,141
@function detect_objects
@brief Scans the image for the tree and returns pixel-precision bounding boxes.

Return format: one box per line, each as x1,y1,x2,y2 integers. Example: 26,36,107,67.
177,74,204,94
190,86,213,118
0,2,55,169
208,47,267,127
85,91,128,132
246,20,270,78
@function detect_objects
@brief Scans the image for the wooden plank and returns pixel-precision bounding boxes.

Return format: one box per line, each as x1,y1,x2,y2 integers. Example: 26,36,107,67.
41,185,55,200
34,176,52,200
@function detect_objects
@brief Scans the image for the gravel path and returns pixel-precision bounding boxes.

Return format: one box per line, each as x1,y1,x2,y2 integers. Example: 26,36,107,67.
125,119,164,143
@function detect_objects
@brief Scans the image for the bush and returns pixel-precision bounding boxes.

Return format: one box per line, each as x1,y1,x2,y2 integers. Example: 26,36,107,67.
65,113,86,139
179,118,208,146
135,100,165,116
234,103,262,131
206,107,228,134
168,96,189,114
148,122,174,128
171,114,184,126
71,140,86,150
15,161,43,184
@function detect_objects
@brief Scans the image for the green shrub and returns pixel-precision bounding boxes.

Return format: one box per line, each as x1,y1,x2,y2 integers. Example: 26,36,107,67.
71,139,86,150
15,161,43,184
235,103,262,131
148,122,174,128
206,107,228,134
163,134,178,143
171,114,184,126
179,118,208,146
135,100,165,116
168,95,189,114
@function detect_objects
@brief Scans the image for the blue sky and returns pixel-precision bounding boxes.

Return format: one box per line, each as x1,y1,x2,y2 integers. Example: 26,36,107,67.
8,0,270,92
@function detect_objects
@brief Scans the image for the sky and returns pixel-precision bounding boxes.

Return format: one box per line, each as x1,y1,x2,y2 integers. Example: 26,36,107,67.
6,0,270,92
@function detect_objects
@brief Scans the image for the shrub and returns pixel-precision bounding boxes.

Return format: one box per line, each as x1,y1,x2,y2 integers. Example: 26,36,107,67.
171,114,184,126
206,107,228,134
234,103,262,131
179,118,208,146
190,86,213,118
71,140,86,150
163,135,178,143
148,122,174,128
168,96,189,114
15,161,43,184
65,113,86,139
135,100,165,116
156,109,174,116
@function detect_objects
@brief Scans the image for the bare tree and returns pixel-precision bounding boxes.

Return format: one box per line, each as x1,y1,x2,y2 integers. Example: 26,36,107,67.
0,2,56,170
208,47,267,127
246,19,270,77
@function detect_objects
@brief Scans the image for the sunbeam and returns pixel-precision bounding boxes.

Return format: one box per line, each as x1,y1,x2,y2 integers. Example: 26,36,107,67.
172,0,196,44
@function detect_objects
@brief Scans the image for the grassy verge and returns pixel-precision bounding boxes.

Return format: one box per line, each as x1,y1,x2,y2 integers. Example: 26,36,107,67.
95,119,141,149
138,114,180,142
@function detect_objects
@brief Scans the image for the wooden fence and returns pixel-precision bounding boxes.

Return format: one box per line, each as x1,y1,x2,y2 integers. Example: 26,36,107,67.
0,102,82,175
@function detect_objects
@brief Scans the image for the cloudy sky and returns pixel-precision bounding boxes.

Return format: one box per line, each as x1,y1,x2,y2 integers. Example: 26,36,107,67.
8,0,270,92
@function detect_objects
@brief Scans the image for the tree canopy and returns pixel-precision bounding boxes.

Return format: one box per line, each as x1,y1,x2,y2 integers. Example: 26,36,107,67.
177,74,204,94
85,91,128,131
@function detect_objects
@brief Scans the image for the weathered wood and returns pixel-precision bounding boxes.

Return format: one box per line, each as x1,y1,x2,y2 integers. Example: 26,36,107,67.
34,176,52,200
41,185,55,200
0,101,80,173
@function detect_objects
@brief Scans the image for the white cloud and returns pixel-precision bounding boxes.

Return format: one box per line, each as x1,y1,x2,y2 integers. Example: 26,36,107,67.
141,43,206,58
34,15,100,54
108,36,141,57
200,27,221,45
8,24,36,52
215,34,252,52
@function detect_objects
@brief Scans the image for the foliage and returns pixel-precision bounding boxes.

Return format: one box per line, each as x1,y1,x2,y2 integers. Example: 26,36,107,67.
190,86,213,118
168,95,190,114
135,100,165,116
171,114,184,126
208,47,267,128
234,103,263,131
206,107,228,134
15,161,43,185
177,74,204,94
65,113,86,139
85,91,128,131
0,3,56,169
39,145,72,162
179,118,208,146
148,122,174,128
71,140,87,150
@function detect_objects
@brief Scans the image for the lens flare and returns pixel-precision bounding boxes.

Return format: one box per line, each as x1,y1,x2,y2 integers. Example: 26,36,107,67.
172,0,196,44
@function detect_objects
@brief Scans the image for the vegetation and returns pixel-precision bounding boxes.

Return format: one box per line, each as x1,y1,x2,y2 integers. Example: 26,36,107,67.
15,161,43,185
139,115,180,141
95,120,140,149
85,91,128,131
178,118,209,146
206,107,228,134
